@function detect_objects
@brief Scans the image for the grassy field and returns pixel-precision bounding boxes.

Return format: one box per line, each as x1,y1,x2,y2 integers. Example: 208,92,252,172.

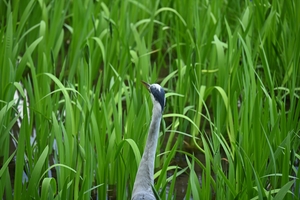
0,0,299,199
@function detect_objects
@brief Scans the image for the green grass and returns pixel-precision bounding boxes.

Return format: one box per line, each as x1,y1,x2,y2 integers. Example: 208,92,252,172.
0,0,299,199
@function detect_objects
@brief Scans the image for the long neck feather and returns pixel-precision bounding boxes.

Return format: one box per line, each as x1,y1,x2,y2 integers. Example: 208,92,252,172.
132,103,162,198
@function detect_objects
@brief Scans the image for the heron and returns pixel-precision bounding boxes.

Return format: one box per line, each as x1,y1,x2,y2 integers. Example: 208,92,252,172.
131,81,166,200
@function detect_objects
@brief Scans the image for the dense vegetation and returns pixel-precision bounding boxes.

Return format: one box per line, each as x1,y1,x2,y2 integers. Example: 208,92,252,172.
0,0,299,199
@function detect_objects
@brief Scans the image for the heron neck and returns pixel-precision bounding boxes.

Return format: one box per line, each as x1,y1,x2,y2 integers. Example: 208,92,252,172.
133,104,162,194
143,106,162,180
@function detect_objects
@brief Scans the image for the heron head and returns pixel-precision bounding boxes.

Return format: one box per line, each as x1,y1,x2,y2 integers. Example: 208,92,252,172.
142,81,165,112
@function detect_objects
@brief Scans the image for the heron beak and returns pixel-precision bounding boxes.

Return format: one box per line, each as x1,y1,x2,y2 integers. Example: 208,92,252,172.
141,81,150,91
